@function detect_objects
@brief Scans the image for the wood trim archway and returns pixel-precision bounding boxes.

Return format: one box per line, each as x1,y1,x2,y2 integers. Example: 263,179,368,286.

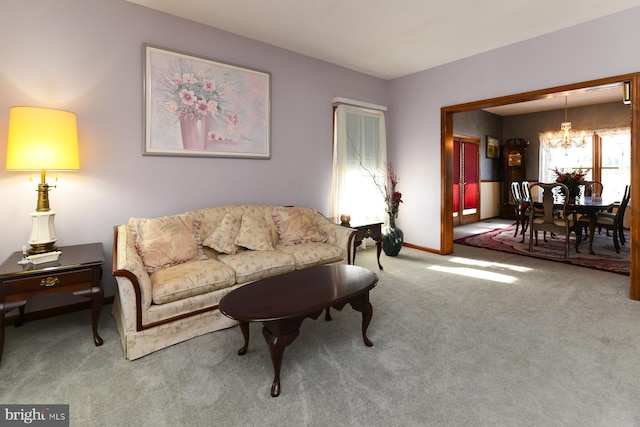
441,73,640,301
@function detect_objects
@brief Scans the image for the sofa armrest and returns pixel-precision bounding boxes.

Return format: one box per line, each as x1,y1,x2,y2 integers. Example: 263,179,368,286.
315,214,356,264
112,225,153,331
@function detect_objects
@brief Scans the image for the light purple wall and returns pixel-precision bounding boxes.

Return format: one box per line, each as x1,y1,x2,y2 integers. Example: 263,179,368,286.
387,6,640,249
0,0,387,294
3,1,640,295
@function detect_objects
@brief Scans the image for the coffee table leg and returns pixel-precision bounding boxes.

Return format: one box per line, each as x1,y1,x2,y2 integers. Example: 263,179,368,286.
261,320,303,397
350,292,374,347
262,325,287,397
238,321,250,355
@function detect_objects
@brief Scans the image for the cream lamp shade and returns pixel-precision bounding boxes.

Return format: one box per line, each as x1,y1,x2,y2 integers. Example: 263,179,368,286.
6,107,80,171
6,106,80,258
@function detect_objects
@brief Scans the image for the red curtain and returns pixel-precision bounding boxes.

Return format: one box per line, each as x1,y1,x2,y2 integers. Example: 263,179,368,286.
463,143,479,209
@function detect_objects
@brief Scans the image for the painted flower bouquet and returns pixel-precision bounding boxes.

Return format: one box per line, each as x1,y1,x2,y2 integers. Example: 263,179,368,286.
161,61,239,145
553,167,586,199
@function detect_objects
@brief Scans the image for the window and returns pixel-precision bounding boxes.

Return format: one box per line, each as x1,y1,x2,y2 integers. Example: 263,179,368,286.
539,128,630,200
539,136,593,181
331,104,387,222
599,129,631,200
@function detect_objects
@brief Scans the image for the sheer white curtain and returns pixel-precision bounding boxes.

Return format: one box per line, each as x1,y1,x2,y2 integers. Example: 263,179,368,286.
331,104,387,223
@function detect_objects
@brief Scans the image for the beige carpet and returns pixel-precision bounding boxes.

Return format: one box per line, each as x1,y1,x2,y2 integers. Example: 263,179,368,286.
1,244,639,426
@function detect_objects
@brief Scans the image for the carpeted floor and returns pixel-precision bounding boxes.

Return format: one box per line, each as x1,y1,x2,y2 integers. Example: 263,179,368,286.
1,245,639,426
454,224,630,275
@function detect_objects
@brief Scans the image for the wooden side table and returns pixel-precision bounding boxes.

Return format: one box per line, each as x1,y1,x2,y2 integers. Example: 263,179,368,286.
338,220,383,270
0,243,105,364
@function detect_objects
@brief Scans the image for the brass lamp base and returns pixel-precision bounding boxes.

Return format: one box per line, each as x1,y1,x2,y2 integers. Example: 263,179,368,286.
28,242,59,256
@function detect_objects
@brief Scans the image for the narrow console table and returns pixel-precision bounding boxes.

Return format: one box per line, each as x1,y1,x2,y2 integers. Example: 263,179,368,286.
339,219,383,270
0,243,104,364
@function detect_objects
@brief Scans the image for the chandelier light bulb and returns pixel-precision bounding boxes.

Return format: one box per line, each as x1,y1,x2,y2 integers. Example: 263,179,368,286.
544,96,587,150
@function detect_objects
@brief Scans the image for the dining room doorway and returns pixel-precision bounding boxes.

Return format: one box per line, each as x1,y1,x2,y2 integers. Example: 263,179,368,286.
440,72,640,301
453,136,480,226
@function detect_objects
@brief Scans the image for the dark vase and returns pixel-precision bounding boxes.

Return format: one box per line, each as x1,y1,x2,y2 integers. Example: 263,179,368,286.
382,213,404,256
568,186,580,202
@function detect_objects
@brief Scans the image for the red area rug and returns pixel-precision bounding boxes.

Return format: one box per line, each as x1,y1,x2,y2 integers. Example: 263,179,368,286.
454,224,630,275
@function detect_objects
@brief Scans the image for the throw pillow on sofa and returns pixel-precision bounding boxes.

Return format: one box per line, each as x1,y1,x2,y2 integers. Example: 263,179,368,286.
202,212,241,254
234,214,274,251
129,213,205,274
272,206,328,245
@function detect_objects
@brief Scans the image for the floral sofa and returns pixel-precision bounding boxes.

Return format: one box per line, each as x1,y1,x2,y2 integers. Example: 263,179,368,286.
111,204,356,360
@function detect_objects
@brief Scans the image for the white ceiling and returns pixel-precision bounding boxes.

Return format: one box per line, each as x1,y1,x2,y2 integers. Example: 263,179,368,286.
128,0,638,114
484,83,626,116
127,0,640,79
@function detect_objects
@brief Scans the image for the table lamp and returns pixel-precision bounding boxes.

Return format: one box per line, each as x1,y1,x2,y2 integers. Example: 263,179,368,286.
6,106,80,259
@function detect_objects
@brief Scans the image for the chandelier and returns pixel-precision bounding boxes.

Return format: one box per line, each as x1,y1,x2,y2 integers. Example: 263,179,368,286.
544,96,586,150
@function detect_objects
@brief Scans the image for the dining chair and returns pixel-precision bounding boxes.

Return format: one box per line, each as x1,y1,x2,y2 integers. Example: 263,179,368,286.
583,180,604,198
510,181,527,239
519,181,532,241
528,182,581,258
521,181,531,202
581,185,630,253
616,185,630,245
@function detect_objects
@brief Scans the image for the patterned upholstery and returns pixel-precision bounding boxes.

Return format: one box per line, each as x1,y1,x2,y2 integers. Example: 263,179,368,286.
202,212,241,254
217,250,296,284
111,205,355,360
272,206,328,245
277,242,344,269
128,213,205,274
150,259,236,304
234,214,275,251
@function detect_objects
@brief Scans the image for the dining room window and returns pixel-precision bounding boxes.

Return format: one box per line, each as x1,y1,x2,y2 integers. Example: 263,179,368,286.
539,127,630,200
599,128,631,200
331,103,387,222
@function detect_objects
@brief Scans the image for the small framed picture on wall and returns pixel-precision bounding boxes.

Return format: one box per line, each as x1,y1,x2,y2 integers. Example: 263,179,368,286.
486,135,500,159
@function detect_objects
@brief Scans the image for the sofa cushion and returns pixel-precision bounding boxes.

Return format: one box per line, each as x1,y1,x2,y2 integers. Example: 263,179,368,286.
218,250,295,284
150,259,236,305
276,242,344,269
234,214,274,251
129,213,205,274
203,212,241,255
272,206,328,245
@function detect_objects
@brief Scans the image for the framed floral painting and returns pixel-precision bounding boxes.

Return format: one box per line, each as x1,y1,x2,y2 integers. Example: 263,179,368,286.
143,44,271,158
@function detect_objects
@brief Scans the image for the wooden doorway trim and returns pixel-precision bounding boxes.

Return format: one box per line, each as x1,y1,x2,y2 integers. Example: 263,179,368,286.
441,73,640,301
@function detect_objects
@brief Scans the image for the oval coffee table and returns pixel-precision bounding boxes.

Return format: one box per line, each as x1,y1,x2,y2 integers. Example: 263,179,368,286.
219,264,378,397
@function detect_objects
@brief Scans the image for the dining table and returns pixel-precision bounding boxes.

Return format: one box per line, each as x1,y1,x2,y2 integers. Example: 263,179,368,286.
530,195,616,255
568,196,616,255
